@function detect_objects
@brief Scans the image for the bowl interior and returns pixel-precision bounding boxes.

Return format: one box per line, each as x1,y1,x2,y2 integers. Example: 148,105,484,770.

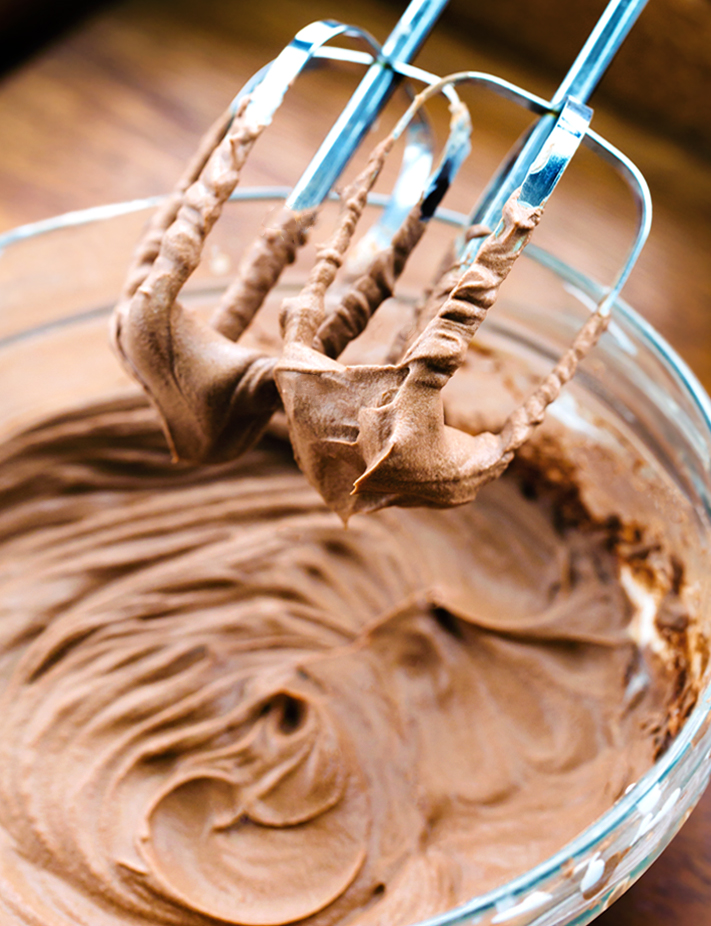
1,195,711,926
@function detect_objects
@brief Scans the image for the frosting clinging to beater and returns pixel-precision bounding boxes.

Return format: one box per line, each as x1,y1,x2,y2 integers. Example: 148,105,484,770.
111,88,610,518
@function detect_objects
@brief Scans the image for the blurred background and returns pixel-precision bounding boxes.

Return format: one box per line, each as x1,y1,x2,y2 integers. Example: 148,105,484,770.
0,0,709,388
1,0,710,151
0,2,710,922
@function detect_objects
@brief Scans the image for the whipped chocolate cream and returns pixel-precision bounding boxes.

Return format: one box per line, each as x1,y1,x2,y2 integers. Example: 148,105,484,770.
0,394,690,926
274,192,544,520
3,74,696,926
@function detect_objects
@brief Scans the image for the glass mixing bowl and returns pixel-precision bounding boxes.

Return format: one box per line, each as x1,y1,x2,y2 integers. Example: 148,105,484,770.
1,191,710,926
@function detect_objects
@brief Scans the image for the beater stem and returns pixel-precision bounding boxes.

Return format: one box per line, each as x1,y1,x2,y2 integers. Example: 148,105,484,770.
463,0,648,261
287,0,449,211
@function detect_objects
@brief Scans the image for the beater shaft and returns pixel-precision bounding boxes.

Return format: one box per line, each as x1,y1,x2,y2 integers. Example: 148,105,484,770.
287,0,449,211
464,0,649,261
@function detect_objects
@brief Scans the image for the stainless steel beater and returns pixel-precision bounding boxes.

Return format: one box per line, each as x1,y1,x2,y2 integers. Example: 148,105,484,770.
110,0,655,511
231,0,652,314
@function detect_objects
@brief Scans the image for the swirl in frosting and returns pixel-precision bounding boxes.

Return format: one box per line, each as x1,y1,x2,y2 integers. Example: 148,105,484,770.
0,397,686,925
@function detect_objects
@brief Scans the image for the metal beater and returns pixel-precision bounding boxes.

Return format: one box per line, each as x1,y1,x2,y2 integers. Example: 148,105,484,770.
232,0,652,314
111,0,654,513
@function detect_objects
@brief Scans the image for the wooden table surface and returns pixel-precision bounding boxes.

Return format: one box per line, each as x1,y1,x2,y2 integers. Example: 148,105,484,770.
1,1,710,922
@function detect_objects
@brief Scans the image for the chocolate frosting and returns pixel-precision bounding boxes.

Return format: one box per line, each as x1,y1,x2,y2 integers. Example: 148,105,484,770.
112,99,283,464
275,192,543,520
43,78,685,925
0,396,682,925
0,63,699,926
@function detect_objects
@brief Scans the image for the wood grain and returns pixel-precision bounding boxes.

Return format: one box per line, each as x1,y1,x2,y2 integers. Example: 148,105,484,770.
0,1,710,923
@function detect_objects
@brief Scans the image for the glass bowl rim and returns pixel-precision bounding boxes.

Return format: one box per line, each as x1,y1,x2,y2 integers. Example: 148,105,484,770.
1,188,711,925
